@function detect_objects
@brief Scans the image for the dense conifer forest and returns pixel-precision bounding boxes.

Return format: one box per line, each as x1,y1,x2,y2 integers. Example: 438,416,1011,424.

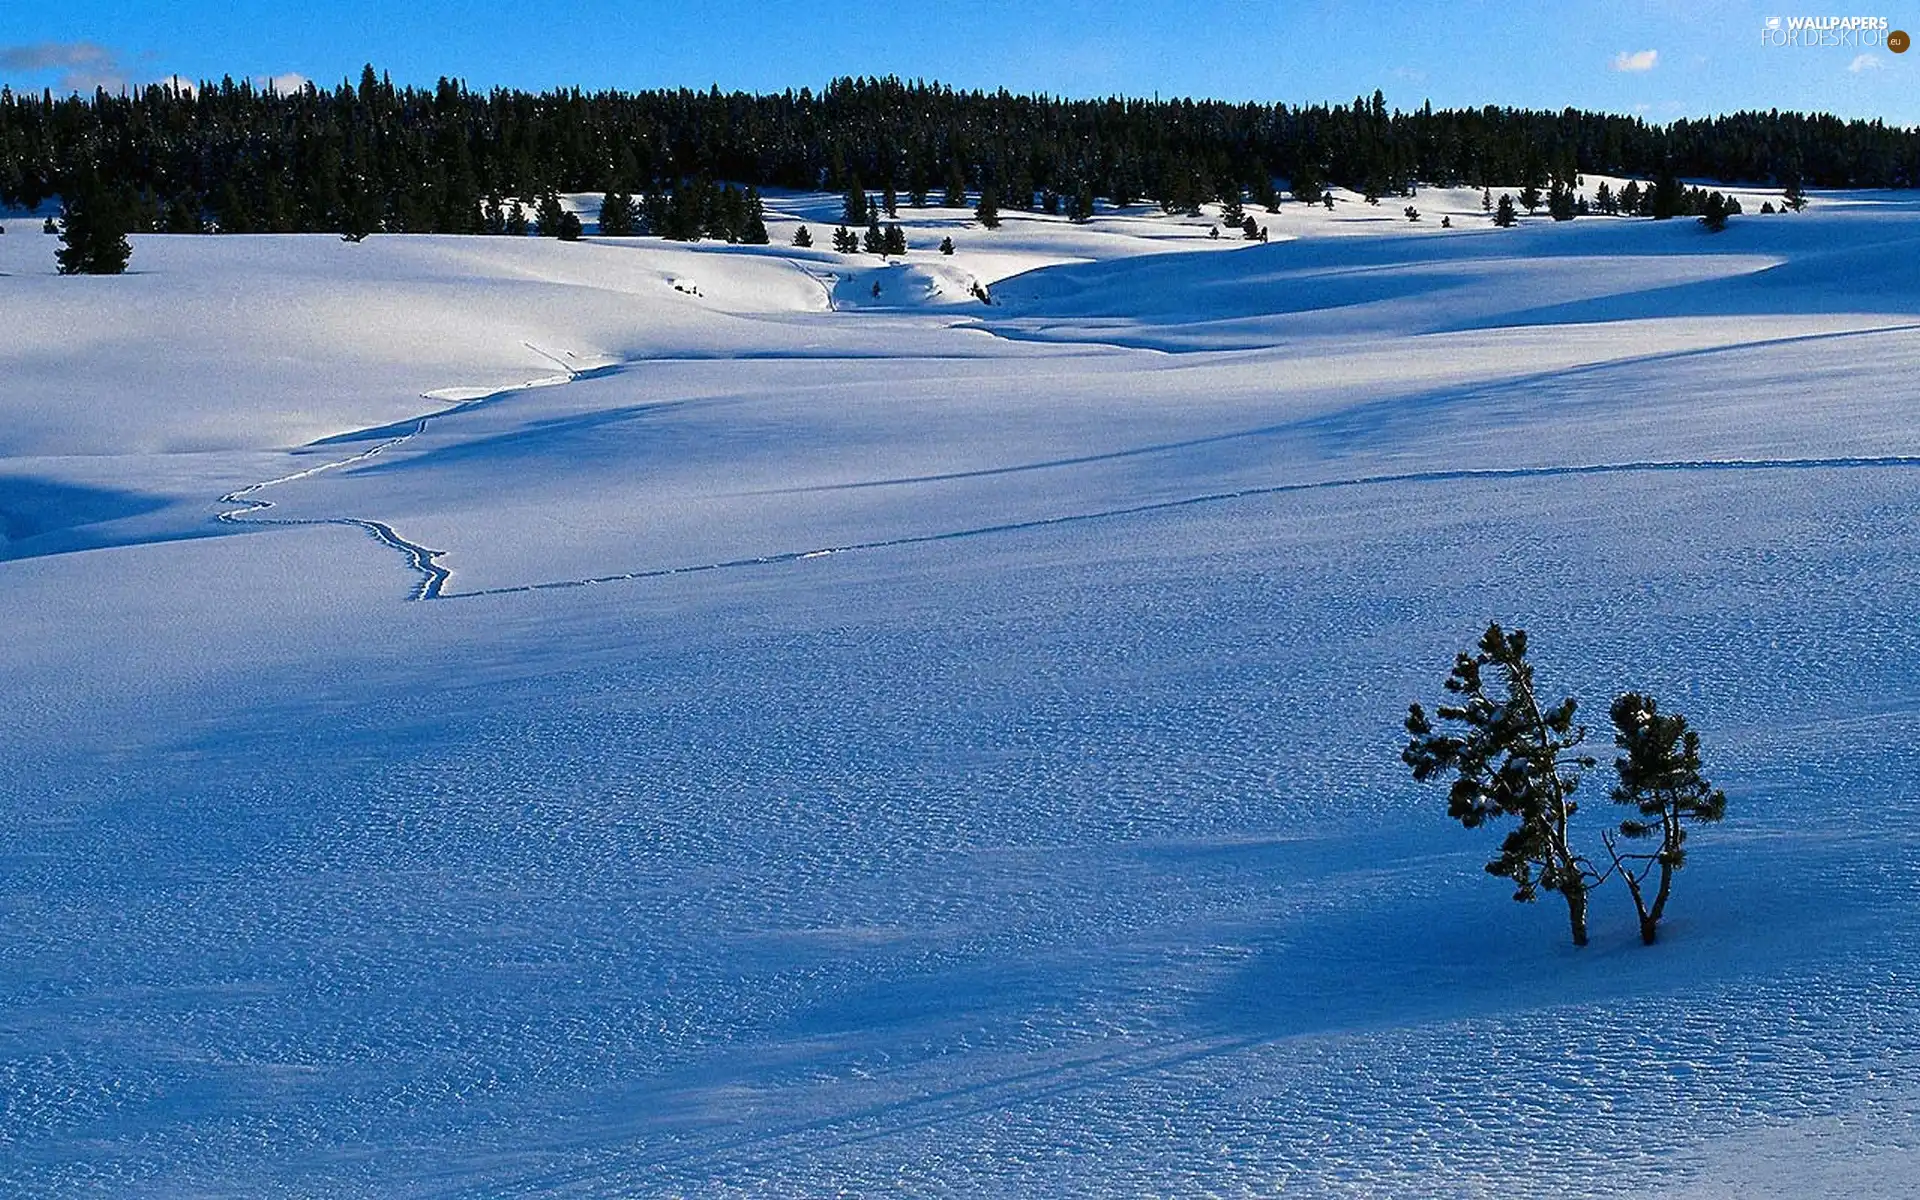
2,69,1914,235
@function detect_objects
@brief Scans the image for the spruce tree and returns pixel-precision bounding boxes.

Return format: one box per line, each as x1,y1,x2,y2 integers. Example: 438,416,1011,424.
598,191,637,236
939,235,955,255
792,224,813,247
974,187,1000,229
1404,624,1601,947
1519,181,1542,214
740,188,770,244
1603,694,1726,944
536,191,568,237
504,204,529,236
882,223,907,256
1698,190,1731,232
55,182,133,275
1547,181,1575,221
843,180,868,226
1619,180,1642,216
832,225,858,253
1493,193,1517,226
863,217,883,254
1651,167,1682,219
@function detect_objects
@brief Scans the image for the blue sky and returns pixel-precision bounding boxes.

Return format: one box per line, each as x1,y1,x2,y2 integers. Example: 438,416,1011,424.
2,1,1915,123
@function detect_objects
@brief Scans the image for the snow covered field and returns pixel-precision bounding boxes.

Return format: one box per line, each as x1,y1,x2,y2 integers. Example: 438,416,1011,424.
3,189,1919,1196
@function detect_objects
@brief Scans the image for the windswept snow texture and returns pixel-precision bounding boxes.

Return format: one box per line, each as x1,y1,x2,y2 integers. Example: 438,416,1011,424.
3,190,1920,1197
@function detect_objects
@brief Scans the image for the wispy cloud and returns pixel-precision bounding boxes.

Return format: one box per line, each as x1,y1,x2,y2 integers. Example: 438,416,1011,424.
256,72,310,94
0,41,127,91
1610,49,1659,73
1848,53,1884,73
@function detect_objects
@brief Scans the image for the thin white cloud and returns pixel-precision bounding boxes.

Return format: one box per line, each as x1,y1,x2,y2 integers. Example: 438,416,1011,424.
0,41,126,91
256,72,310,94
1610,49,1659,73
154,74,197,96
1848,53,1884,73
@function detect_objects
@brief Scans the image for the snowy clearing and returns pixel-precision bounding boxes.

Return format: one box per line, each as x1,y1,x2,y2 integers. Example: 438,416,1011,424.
2,190,1918,1197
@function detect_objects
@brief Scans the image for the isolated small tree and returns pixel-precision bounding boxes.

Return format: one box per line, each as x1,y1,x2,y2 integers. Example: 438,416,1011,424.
832,225,858,253
882,223,907,256
974,187,1001,229
792,224,813,247
1699,190,1731,233
1404,205,1420,222
55,183,133,275
1519,181,1543,214
1481,187,1492,213
1603,694,1726,944
1440,215,1451,228
1322,194,1334,210
1403,623,1601,946
1493,194,1518,227
1619,180,1643,216
863,217,883,254
1759,200,1776,215
1242,215,1261,239
740,188,770,244
938,235,955,255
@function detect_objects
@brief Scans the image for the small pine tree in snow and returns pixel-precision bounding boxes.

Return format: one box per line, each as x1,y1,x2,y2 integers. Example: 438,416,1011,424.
1481,187,1492,212
974,188,1000,229
832,225,858,254
1404,205,1420,222
1698,190,1731,233
1547,181,1575,221
55,182,133,275
939,235,954,255
1493,193,1517,227
1519,181,1542,213
1619,180,1643,216
792,224,813,247
535,191,567,237
504,204,528,237
1404,624,1602,947
1602,694,1726,944
863,218,883,254
882,223,907,256
1322,194,1334,210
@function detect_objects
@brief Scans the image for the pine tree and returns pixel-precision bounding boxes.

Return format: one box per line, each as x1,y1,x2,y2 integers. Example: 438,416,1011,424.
598,190,637,236
1220,194,1246,228
882,223,907,256
792,224,813,247
1404,624,1602,947
1650,166,1682,219
1519,181,1542,213
1068,181,1095,223
1493,193,1517,227
1547,180,1576,221
1404,205,1420,222
944,163,967,208
1619,180,1642,216
740,187,770,244
1782,179,1808,212
1290,164,1323,204
1481,186,1492,213
843,180,868,226
1602,694,1727,944
504,204,529,236
863,217,883,254
938,235,955,255
974,187,1000,229
55,181,133,275
883,184,898,218
832,224,858,253
1698,190,1731,232
1594,181,1616,215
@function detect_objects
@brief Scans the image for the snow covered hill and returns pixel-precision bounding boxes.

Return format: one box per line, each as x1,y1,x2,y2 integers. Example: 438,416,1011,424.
2,190,1918,1196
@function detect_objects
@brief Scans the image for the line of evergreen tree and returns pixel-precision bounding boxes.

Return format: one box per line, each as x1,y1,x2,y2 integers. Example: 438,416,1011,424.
3,71,1913,236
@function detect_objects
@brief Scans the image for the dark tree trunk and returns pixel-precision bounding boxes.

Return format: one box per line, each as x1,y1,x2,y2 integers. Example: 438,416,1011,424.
1564,881,1589,947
